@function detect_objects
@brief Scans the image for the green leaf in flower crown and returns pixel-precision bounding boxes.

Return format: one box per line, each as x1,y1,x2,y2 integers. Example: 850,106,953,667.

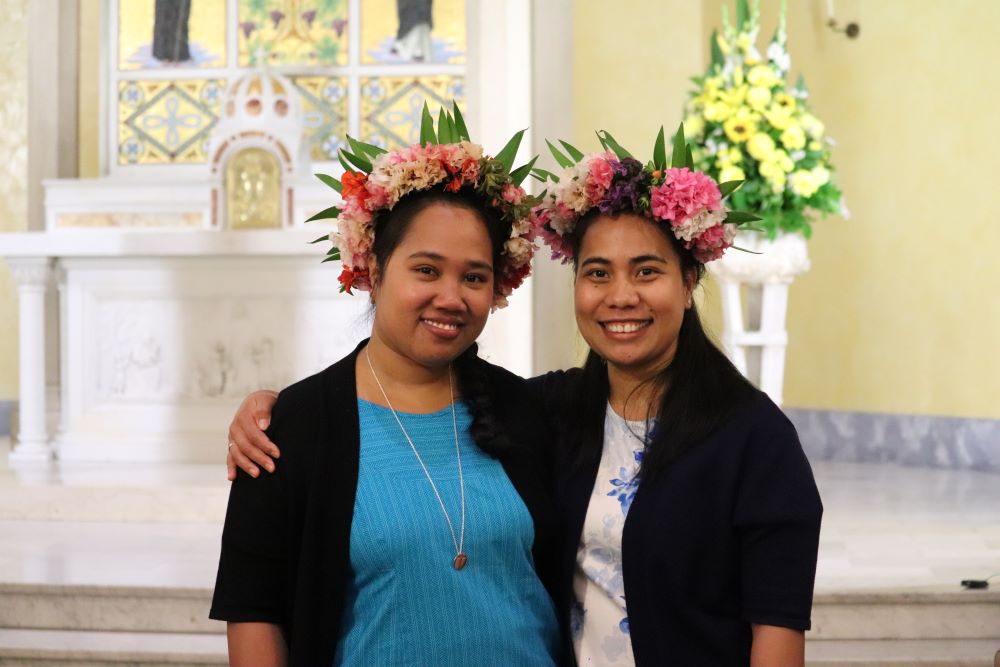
509,155,538,187
420,102,437,146
653,126,667,172
346,135,385,159
671,123,687,169
339,148,372,173
731,245,763,255
559,140,585,162
685,145,694,169
531,167,559,183
719,180,743,197
710,29,725,69
725,210,762,224
315,173,342,193
338,151,354,173
309,234,330,244
326,244,340,255
596,130,633,160
306,205,341,222
452,101,470,141
345,137,374,167
437,107,453,144
495,129,526,174
546,140,574,169
321,254,341,264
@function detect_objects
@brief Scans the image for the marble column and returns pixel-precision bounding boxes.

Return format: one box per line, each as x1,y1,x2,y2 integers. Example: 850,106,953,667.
8,257,53,463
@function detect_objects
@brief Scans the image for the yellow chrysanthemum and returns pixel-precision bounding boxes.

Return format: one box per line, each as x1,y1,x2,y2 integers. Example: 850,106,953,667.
747,65,779,88
774,149,795,172
683,114,706,138
719,165,746,183
799,112,825,139
774,92,797,113
723,115,755,143
811,165,831,186
765,106,793,130
768,171,787,193
790,170,820,198
747,86,772,111
736,33,753,55
733,65,745,86
704,101,734,123
808,140,823,151
720,85,748,108
725,147,743,164
746,132,776,162
780,124,806,151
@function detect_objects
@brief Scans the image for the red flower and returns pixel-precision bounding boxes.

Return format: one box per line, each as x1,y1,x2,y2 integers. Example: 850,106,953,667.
341,171,369,205
444,177,462,192
338,266,357,294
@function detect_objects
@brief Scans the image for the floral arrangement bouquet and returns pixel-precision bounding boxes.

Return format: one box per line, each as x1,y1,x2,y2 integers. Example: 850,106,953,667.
683,0,844,238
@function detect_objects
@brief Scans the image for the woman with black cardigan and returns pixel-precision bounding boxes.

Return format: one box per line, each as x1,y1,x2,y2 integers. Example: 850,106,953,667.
228,135,822,665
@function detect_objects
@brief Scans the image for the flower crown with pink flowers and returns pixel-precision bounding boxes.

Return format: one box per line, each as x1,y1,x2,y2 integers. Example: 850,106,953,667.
533,125,760,264
307,102,540,309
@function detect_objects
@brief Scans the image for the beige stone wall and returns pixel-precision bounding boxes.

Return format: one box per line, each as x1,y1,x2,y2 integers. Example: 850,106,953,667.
0,0,28,400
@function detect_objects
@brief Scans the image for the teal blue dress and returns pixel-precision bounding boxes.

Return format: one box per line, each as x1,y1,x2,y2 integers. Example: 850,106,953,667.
334,399,560,665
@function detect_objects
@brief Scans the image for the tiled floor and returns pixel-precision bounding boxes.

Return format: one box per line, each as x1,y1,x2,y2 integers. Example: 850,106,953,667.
1,438,998,594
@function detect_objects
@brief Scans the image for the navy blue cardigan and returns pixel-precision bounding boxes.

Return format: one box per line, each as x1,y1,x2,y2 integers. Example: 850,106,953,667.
531,369,822,666
210,342,565,666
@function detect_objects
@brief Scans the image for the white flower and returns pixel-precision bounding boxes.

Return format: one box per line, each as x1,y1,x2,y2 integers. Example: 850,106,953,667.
767,41,790,72
674,208,727,242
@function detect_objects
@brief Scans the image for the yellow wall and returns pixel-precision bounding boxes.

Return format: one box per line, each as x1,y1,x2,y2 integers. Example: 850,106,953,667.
572,0,1000,420
79,0,101,178
0,0,29,400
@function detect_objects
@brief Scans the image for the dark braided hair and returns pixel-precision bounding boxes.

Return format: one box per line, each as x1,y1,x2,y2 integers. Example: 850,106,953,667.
566,210,757,479
370,187,513,457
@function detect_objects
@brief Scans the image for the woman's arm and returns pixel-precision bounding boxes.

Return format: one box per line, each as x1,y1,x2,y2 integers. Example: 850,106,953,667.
750,624,804,667
227,390,280,480
227,622,288,667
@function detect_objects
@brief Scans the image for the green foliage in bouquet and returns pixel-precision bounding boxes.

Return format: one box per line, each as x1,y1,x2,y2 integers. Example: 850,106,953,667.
683,0,844,239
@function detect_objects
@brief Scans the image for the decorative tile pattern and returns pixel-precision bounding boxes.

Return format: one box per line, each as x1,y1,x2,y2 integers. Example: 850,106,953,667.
238,0,348,67
360,75,464,149
788,409,1000,473
290,75,348,161
0,0,27,230
118,79,224,165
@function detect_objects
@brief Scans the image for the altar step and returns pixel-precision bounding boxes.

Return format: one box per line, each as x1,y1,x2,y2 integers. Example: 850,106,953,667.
0,581,996,665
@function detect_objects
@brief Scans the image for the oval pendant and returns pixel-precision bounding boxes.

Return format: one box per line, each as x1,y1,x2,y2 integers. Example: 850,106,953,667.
453,553,468,570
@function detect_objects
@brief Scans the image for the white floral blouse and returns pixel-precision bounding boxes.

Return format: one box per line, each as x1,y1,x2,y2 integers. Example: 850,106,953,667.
571,405,652,666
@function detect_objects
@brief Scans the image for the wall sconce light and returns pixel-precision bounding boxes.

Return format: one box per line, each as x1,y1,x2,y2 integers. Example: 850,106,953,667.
826,0,860,39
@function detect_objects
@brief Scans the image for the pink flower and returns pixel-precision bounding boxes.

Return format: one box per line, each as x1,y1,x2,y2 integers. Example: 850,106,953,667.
585,156,614,205
650,168,722,224
688,224,731,263
501,183,525,205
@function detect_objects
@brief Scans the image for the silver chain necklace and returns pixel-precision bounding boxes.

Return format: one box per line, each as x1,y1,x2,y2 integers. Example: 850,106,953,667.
365,348,467,570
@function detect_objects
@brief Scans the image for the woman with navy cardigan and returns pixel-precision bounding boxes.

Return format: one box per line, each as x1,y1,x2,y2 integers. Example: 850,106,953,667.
227,133,822,665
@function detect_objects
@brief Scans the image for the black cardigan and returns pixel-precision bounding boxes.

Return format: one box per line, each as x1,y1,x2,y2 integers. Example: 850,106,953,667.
210,341,564,666
533,369,823,666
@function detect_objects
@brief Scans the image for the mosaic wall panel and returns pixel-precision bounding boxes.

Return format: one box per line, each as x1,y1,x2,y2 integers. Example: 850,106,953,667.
361,0,465,65
290,75,348,161
118,0,228,70
238,0,349,67
118,79,224,165
360,75,464,149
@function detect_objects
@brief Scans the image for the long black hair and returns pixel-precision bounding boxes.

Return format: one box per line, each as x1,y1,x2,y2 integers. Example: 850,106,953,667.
369,186,513,457
565,211,756,479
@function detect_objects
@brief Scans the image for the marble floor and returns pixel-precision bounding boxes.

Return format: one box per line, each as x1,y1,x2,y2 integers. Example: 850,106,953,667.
0,439,998,595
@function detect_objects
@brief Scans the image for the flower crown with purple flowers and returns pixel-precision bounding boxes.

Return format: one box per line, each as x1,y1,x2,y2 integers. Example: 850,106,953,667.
534,125,760,264
306,102,541,310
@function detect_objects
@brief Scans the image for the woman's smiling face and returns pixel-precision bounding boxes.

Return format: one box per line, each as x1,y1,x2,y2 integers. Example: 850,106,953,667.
369,201,495,370
574,213,694,378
